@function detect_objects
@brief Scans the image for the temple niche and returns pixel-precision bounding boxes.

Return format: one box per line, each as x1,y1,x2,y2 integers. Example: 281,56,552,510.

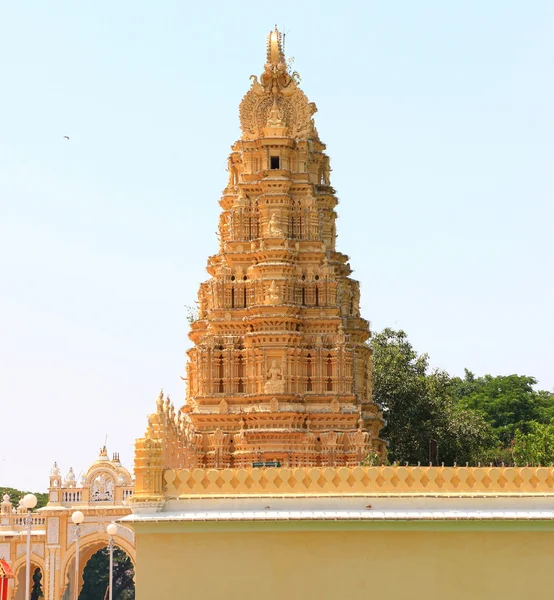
137,27,385,470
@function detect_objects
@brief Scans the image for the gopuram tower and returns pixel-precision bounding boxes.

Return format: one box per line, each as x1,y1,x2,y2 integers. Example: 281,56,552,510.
136,29,385,478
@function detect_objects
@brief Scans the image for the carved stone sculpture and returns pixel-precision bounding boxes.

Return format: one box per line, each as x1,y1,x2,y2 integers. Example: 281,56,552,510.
264,361,285,394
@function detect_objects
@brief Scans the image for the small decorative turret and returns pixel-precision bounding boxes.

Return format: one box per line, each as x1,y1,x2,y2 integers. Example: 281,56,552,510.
65,467,77,488
49,461,62,488
1,494,12,515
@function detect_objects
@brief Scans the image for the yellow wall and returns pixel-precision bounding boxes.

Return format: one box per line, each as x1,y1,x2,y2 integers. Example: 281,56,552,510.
135,526,554,600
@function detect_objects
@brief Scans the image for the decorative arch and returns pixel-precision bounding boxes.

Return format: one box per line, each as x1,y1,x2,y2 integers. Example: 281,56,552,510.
84,464,132,487
12,556,46,600
61,533,135,600
11,554,46,581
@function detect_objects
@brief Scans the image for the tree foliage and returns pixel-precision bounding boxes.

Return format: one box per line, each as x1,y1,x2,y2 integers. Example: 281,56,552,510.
513,421,554,466
371,329,494,465
452,370,554,446
79,546,135,600
31,567,44,600
0,487,48,509
371,328,553,466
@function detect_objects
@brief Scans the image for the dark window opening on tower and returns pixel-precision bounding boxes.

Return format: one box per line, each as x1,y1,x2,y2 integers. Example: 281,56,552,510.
270,156,280,169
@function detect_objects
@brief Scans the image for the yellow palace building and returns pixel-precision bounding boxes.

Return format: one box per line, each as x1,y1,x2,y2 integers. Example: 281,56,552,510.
123,29,554,600
0,449,135,599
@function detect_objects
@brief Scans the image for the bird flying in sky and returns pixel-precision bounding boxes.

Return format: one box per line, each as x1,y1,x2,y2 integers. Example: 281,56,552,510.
63,136,70,140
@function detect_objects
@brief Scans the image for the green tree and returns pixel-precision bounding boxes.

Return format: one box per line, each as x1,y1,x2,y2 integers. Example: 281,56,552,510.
79,546,135,600
30,567,44,600
452,370,554,446
371,329,494,465
512,421,554,466
0,488,48,509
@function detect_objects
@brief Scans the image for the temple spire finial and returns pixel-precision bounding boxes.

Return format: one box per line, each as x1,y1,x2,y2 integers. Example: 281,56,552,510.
267,26,285,67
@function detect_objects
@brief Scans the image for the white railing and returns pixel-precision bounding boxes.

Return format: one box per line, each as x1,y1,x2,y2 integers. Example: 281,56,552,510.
62,490,83,503
122,489,134,500
2,514,46,528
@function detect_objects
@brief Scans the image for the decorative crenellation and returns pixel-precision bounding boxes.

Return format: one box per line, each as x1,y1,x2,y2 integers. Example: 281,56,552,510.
162,465,554,498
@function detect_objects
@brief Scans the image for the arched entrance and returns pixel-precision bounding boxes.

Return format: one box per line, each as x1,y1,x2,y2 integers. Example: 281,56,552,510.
13,563,44,600
62,539,135,600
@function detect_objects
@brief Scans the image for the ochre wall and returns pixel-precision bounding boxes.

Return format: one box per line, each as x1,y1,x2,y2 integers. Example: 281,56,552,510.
135,527,554,600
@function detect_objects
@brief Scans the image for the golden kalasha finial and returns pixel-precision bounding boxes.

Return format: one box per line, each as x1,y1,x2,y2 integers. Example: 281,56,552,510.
266,26,285,67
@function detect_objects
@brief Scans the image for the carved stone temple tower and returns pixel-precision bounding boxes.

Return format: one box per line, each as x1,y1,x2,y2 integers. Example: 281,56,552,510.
135,29,385,481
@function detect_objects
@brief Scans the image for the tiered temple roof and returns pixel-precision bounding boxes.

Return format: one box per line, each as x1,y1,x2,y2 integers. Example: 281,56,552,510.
136,28,385,474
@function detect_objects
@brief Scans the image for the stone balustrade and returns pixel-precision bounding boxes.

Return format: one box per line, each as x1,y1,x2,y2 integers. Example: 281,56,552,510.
0,514,46,529
159,465,554,498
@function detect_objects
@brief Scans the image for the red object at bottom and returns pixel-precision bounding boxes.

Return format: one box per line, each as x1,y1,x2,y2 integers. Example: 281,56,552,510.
0,559,14,600
0,578,9,600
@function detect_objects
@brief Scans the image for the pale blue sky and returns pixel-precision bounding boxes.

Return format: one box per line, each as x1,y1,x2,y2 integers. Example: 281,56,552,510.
1,1,552,491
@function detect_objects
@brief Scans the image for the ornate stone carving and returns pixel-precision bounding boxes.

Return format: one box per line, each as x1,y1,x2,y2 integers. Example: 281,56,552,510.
218,399,228,414
47,517,59,545
269,397,279,412
321,431,339,447
268,213,283,237
213,428,225,444
91,474,114,502
238,28,318,142
264,361,285,393
265,280,281,305
351,428,368,448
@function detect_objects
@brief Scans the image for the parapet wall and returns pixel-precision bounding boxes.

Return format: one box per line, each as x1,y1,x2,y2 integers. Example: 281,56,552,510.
132,465,554,500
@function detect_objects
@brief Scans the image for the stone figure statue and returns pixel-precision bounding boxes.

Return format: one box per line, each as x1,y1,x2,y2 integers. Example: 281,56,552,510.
268,213,283,237
266,280,280,305
264,360,285,393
